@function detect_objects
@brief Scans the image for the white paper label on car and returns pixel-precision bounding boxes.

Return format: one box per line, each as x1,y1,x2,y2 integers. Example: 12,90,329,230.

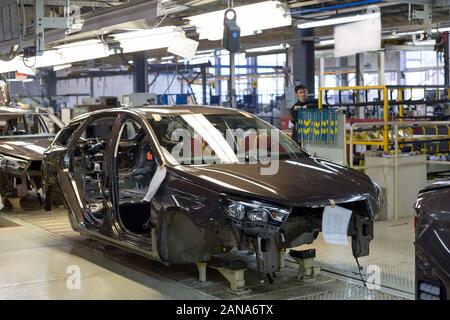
322,205,352,246
144,166,167,202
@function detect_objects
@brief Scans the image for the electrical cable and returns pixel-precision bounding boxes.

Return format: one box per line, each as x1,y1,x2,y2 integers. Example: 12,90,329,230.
152,14,168,29
161,72,177,104
354,255,367,288
22,54,37,69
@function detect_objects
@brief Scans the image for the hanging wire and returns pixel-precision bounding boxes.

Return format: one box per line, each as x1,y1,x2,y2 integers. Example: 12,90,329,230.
355,256,367,288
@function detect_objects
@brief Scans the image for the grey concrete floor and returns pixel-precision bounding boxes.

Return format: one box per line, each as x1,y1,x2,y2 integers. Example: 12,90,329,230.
0,202,413,300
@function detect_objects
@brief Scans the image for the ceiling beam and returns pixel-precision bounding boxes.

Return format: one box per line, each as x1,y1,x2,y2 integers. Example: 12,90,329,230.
382,0,433,4
20,0,123,7
44,0,158,44
435,0,450,5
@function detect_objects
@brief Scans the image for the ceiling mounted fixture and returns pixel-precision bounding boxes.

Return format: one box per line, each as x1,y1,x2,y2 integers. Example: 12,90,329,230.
185,1,291,41
245,44,290,53
0,26,197,73
113,26,183,53
297,12,380,29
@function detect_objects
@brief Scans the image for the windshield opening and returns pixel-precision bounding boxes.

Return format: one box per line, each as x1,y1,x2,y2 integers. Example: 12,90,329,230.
0,113,53,137
148,113,307,165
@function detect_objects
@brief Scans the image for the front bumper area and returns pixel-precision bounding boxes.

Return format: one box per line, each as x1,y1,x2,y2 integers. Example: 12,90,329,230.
229,200,375,274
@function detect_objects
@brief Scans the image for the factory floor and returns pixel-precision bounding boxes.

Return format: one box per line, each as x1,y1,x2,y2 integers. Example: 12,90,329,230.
0,201,414,300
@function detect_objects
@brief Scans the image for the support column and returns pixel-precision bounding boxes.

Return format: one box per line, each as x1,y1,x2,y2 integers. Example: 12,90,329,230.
90,76,94,98
398,51,406,86
87,60,95,97
355,53,364,88
339,57,349,87
377,50,386,85
355,53,365,118
292,27,315,95
44,69,57,112
249,56,258,110
444,32,450,86
318,57,325,89
133,51,148,93
444,32,450,116
215,52,222,102
201,66,207,105
229,52,237,108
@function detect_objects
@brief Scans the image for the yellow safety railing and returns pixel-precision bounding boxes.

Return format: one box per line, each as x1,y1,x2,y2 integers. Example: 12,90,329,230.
318,85,450,153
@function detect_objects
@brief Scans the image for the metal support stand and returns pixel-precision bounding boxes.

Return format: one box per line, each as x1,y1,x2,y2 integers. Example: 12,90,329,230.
211,266,247,293
289,249,320,281
196,261,207,282
7,198,24,212
279,250,286,269
292,257,320,280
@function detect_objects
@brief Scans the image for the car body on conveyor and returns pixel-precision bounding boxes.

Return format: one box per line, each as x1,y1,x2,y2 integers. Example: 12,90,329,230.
43,105,382,275
0,106,62,208
415,180,450,300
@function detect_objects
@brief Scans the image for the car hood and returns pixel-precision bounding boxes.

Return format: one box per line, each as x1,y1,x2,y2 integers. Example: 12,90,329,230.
170,157,378,208
417,180,450,215
0,136,54,161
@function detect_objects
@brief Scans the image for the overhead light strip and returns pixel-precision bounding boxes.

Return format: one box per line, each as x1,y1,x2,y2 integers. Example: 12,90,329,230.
297,12,380,29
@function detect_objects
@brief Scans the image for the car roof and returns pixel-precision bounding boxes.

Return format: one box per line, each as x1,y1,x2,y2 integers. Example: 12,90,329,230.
70,105,249,123
0,106,36,114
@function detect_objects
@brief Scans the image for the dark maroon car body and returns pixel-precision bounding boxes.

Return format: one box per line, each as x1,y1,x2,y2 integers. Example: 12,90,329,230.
415,180,450,300
0,107,60,203
43,106,382,274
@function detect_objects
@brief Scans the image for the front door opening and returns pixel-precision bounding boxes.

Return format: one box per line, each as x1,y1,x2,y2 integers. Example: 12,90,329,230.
115,119,156,236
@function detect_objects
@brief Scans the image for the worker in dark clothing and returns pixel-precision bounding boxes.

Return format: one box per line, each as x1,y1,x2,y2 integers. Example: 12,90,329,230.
290,85,309,141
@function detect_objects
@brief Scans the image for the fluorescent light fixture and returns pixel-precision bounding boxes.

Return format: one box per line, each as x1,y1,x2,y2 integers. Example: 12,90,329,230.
318,39,335,46
390,27,450,38
408,39,436,46
113,26,183,53
298,12,380,29
185,1,291,41
245,44,289,53
197,49,215,55
161,56,175,60
393,30,421,37
0,26,195,73
53,63,72,71
189,54,214,60
55,40,112,64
